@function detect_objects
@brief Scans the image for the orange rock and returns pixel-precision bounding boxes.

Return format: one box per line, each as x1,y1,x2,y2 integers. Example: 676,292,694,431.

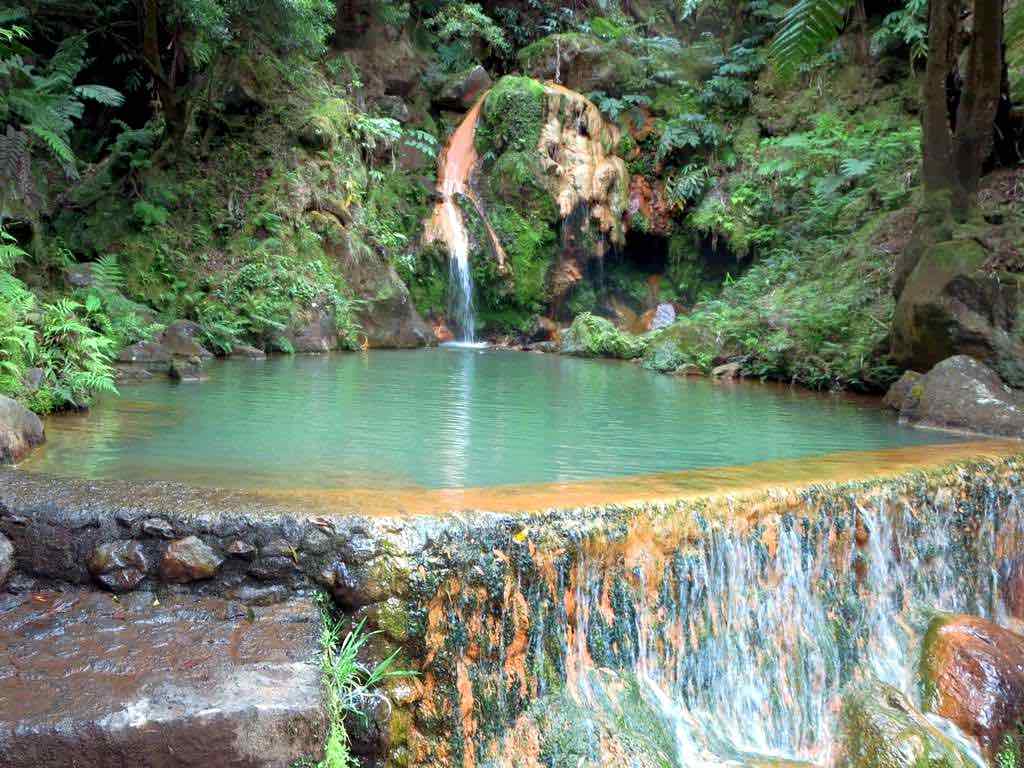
920,613,1024,758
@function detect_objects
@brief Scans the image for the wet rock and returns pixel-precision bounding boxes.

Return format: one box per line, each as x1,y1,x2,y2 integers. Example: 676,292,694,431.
527,316,559,343
892,239,1024,387
226,540,258,559
347,694,392,757
87,540,149,592
21,367,44,393
898,355,1024,437
285,308,338,353
0,534,12,587
169,356,207,382
160,536,223,583
228,584,289,606
0,587,325,768
920,613,1024,759
114,364,155,382
670,363,703,376
375,94,410,123
228,343,266,359
883,370,922,410
0,395,44,464
160,320,213,359
317,559,388,609
712,362,743,379
435,65,492,110
560,313,646,360
355,266,437,349
117,339,171,364
835,680,975,768
141,518,175,539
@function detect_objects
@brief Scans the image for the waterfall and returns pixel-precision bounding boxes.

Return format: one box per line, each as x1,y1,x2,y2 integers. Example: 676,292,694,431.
427,98,493,347
558,488,1021,767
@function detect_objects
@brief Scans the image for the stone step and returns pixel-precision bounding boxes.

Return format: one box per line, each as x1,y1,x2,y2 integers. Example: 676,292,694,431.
0,585,325,768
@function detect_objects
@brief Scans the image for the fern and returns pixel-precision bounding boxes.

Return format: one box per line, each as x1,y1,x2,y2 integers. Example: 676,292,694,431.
769,0,850,75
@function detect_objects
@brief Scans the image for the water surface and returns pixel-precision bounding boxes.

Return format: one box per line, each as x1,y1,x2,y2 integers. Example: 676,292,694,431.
25,349,963,492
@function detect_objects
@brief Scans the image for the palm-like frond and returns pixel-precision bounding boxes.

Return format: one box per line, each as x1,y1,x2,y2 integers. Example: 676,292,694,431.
769,0,851,75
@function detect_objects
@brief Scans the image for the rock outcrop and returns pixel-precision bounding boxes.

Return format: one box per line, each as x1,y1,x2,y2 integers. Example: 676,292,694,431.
892,239,1024,387
0,395,44,464
559,312,646,359
886,355,1024,437
0,534,12,588
920,614,1024,760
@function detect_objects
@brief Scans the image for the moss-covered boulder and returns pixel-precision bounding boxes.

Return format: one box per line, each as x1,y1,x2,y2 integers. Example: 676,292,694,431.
559,313,647,359
641,319,713,372
920,614,1024,762
892,239,1024,387
517,34,646,96
835,680,976,768
476,76,547,156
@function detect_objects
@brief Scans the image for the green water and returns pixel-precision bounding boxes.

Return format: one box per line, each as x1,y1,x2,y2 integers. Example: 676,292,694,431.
24,349,959,490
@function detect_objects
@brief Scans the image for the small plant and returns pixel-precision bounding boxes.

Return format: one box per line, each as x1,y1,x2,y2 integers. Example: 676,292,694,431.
316,594,413,768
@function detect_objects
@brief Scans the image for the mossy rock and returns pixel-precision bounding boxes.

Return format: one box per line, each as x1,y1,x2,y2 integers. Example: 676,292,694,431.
641,319,712,372
297,98,352,151
477,76,546,156
559,313,647,360
517,34,646,97
892,239,1024,387
835,680,976,768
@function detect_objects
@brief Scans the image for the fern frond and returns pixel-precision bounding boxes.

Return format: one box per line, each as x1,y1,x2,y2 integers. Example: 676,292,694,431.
74,84,125,107
769,0,850,75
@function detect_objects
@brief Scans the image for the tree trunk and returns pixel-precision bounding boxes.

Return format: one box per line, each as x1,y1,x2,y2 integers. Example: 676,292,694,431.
138,0,187,142
951,0,1004,218
921,0,960,221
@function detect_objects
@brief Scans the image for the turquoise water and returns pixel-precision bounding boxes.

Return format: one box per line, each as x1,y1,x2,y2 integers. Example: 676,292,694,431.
24,349,959,491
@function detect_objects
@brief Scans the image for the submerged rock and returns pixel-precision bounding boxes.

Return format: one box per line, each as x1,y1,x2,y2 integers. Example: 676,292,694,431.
835,680,976,768
0,395,44,464
892,239,1024,387
0,534,12,587
896,355,1024,437
87,540,149,592
0,586,325,768
920,614,1024,760
160,536,223,583
168,356,208,382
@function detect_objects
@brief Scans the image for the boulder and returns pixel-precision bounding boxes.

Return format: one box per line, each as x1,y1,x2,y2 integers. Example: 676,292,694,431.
712,362,743,379
0,587,325,768
160,536,223,583
159,320,213,359
64,262,95,289
0,396,44,464
882,370,922,410
21,368,44,393
168,356,207,383
0,534,12,587
518,34,646,96
354,266,436,349
835,680,975,768
285,309,338,353
892,239,1024,387
117,340,171,364
649,303,676,331
434,65,492,110
526,316,558,343
87,540,149,593
559,313,646,359
920,614,1024,759
897,355,1024,437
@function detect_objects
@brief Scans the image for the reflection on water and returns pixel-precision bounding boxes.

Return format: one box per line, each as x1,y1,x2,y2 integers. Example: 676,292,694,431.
23,349,980,496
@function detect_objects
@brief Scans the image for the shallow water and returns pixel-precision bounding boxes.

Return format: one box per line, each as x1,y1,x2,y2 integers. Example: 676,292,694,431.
24,349,963,492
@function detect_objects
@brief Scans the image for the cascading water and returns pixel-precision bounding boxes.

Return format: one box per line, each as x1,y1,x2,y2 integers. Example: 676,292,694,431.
557,486,1022,767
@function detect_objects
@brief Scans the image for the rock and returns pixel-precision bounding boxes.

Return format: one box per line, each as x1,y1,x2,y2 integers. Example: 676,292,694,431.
285,308,338,353
228,343,266,359
920,613,1024,759
898,355,1024,437
225,540,257,559
883,370,922,410
527,316,558,343
670,363,703,376
21,368,44,393
559,313,647,360
114,364,155,383
518,34,647,96
0,396,45,464
835,680,975,768
169,356,207,382
434,65,492,110
159,320,213,359
712,362,743,379
649,303,676,331
892,239,1024,387
141,518,175,539
0,534,12,587
64,262,95,288
0,588,325,768
160,536,223,583
117,340,171,364
87,540,149,592
355,267,437,349
375,94,410,123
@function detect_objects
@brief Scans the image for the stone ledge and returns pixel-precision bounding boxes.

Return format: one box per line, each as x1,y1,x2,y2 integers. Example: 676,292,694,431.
0,586,325,768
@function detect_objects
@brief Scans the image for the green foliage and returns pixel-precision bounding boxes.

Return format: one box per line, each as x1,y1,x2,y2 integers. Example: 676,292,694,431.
872,0,927,66
316,594,412,768
477,76,546,155
560,312,647,360
427,2,509,70
768,0,850,75
656,113,723,164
